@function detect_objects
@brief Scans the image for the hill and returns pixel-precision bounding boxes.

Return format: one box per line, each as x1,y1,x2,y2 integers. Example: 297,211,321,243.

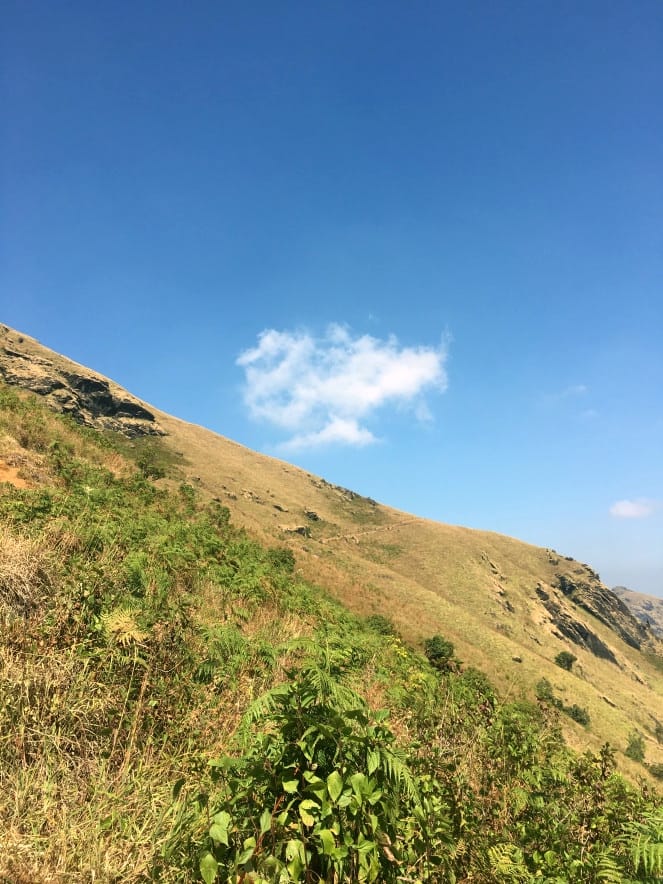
1,322,662,881
613,585,663,638
2,323,662,758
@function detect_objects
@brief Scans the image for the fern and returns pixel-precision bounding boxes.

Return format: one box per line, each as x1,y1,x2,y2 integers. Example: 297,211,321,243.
621,811,663,880
487,843,532,882
378,745,420,805
593,850,624,883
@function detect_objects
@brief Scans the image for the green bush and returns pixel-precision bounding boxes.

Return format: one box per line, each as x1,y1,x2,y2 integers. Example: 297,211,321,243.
554,650,577,671
535,677,556,703
649,763,663,781
266,546,296,573
424,635,457,672
626,731,646,763
564,704,590,726
198,657,434,883
365,614,398,636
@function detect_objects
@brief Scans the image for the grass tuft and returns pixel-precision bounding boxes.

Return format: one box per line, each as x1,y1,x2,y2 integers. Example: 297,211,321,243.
0,528,51,617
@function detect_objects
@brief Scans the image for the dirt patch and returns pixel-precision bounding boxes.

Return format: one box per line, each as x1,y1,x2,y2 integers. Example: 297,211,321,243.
0,460,29,489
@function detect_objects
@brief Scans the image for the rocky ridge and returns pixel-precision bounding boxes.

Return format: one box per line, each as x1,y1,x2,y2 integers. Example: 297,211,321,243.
0,325,165,437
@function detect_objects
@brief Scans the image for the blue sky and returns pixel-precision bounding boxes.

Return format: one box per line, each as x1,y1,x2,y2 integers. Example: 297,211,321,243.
2,1,662,594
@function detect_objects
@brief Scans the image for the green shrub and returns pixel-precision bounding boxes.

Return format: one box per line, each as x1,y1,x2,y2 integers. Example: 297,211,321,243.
198,657,435,883
535,677,556,703
137,453,165,479
554,650,577,671
365,614,398,636
266,546,296,573
424,635,457,672
625,731,646,763
564,703,590,726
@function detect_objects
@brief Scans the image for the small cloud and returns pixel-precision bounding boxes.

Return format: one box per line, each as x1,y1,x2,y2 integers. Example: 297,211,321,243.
609,498,659,519
237,324,448,449
580,408,599,420
282,418,377,451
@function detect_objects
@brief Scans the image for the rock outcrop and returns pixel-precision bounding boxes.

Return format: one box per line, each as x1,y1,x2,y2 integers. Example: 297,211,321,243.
0,325,165,437
535,584,618,664
555,571,650,651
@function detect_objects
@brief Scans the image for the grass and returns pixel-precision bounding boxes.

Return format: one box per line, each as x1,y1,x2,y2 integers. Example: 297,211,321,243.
0,528,51,616
1,332,663,879
3,369,663,770
1,387,434,878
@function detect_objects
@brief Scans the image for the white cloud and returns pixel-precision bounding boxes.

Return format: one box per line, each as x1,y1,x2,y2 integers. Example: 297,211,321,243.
283,418,377,452
609,499,659,519
237,324,448,449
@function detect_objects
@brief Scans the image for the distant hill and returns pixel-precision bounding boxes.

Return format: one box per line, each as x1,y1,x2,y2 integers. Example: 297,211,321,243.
613,585,663,638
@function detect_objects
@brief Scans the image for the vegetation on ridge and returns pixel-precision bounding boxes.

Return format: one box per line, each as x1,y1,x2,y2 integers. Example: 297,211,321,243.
1,383,662,882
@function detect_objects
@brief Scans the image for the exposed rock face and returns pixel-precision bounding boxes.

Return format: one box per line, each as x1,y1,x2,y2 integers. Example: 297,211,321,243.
535,585,618,664
0,325,165,438
555,572,649,651
532,561,663,665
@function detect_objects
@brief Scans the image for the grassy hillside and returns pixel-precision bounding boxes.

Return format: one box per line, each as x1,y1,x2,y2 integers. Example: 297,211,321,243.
1,327,663,881
2,324,662,767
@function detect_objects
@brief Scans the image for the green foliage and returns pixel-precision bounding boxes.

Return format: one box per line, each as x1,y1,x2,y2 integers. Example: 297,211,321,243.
565,703,590,726
137,451,165,479
555,650,577,671
365,614,399,636
626,730,646,763
620,811,663,878
1,383,661,882
536,678,590,727
266,546,296,573
199,653,438,882
536,677,555,703
424,634,457,672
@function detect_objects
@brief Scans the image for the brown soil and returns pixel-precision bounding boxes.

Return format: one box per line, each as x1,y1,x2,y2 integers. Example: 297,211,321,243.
0,460,29,489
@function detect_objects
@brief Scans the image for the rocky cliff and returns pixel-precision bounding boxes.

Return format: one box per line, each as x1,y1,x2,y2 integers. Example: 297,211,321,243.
0,325,165,437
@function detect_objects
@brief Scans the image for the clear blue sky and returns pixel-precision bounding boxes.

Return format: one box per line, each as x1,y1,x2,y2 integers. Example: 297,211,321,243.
2,1,662,594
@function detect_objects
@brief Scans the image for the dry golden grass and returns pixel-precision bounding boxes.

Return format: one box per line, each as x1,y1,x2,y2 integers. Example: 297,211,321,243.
146,410,663,775
2,324,663,777
0,528,52,617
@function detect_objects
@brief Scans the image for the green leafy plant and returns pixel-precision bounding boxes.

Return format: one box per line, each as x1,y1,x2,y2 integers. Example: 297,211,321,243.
198,651,441,883
266,546,296,573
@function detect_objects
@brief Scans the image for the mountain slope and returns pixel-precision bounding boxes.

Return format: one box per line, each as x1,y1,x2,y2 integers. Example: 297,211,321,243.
2,322,662,767
614,585,663,638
